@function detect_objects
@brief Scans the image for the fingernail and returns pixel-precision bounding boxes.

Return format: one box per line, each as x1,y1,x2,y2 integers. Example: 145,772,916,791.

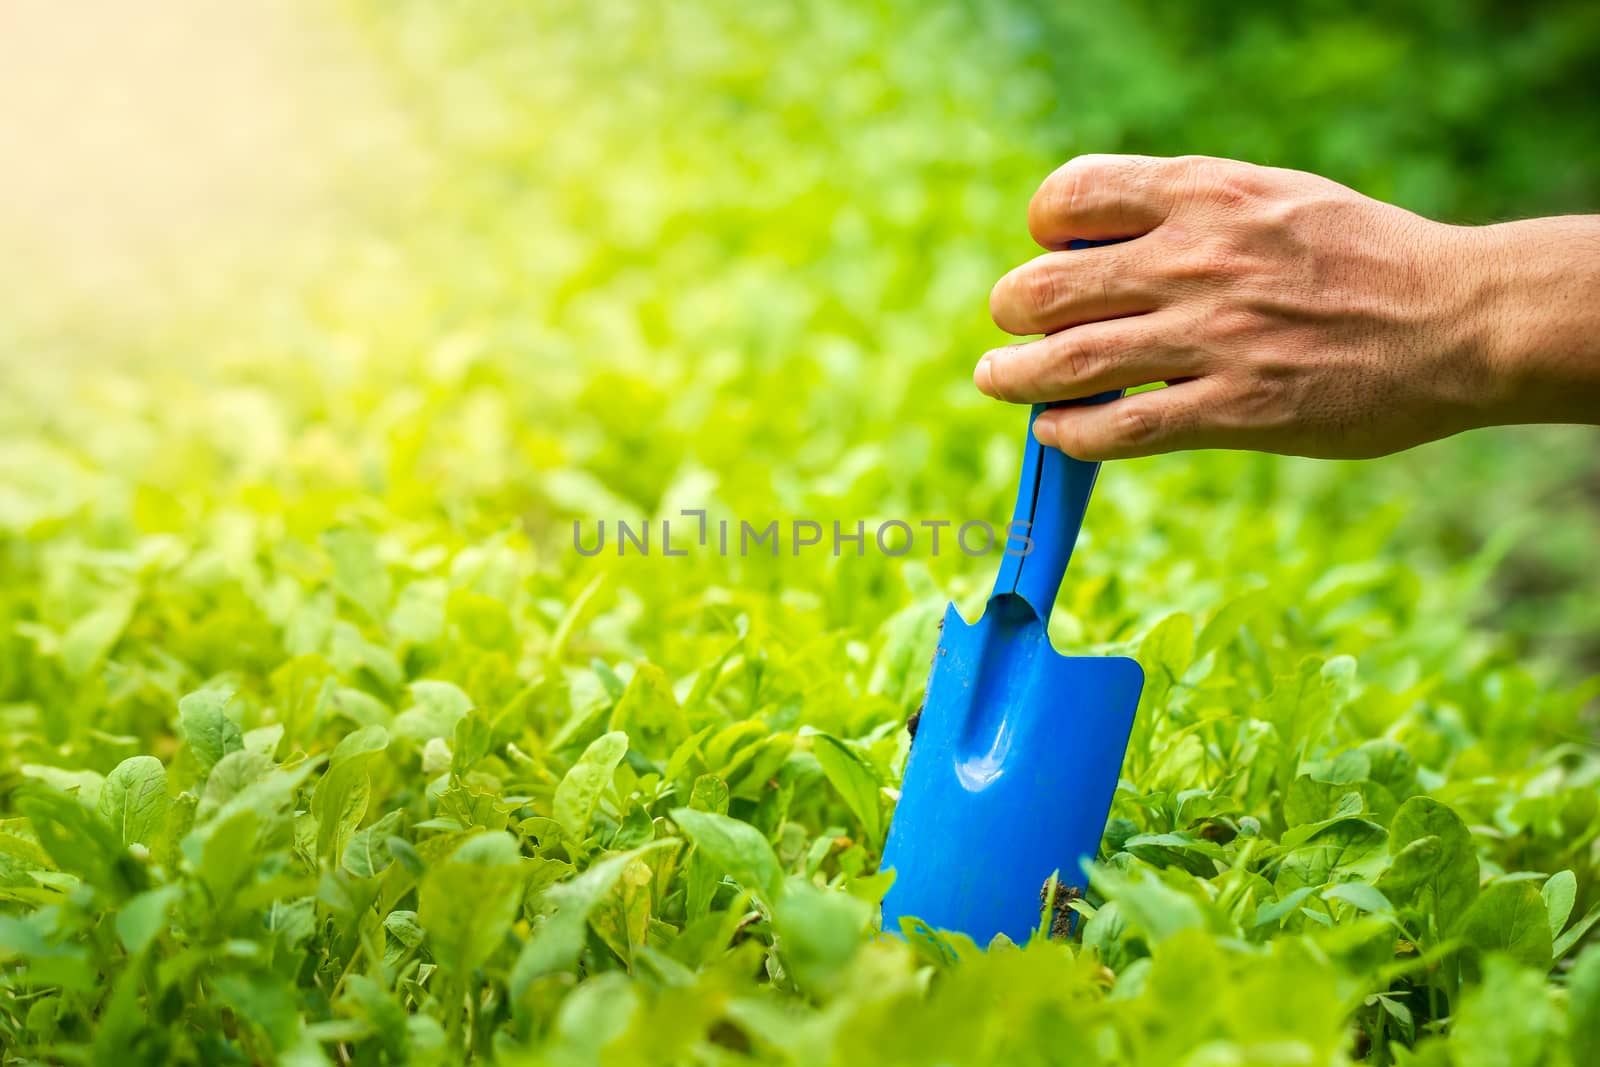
1034,415,1058,449
973,352,998,397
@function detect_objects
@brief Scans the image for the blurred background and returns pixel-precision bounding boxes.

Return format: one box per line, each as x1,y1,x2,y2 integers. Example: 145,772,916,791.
1,0,1596,741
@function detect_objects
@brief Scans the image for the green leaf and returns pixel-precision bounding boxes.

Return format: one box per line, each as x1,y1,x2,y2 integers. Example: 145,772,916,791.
1123,831,1227,874
808,732,884,848
178,689,244,776
609,801,655,850
115,885,181,954
1376,796,1478,934
199,750,275,816
393,680,473,743
384,910,424,953
1284,770,1367,828
689,774,729,814
608,662,689,751
451,713,493,776
97,756,169,849
0,913,81,962
670,807,782,901
90,959,150,1060
547,573,607,667
1255,886,1317,928
1195,588,1271,657
311,725,390,862
342,809,405,879
1459,880,1553,974
1570,946,1600,1067
1448,954,1560,1066
772,877,872,992
18,787,136,897
340,973,411,1061
1138,612,1195,708
417,831,525,974
1360,739,1417,799
553,730,629,841
200,760,315,844
21,764,105,807
552,972,639,1055
197,808,261,906
157,791,199,869
1322,882,1393,915
867,597,942,710
1555,901,1600,961
323,527,393,623
61,596,136,679
449,588,517,652
509,840,676,999
1089,863,1207,944
1542,869,1576,937
243,723,285,757
1276,817,1387,893
213,969,302,1050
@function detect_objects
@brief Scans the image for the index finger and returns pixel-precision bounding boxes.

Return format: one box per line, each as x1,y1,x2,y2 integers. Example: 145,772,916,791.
1027,154,1191,250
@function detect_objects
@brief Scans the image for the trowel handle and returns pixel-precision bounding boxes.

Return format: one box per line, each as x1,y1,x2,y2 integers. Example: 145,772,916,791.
993,395,1118,617
992,238,1128,618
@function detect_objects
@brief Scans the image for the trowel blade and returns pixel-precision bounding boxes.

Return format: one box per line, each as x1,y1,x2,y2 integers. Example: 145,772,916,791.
880,599,1143,945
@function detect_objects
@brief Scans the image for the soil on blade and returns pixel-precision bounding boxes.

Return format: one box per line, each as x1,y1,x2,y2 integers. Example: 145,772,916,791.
1039,877,1082,940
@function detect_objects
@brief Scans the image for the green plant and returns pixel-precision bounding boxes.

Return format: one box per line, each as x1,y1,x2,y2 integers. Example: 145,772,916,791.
1,1,1597,1064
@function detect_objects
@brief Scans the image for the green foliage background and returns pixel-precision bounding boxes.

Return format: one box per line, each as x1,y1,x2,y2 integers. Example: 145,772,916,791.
2,1,1598,1063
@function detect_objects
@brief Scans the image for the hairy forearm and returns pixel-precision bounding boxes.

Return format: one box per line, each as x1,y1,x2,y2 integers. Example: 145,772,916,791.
1478,216,1600,426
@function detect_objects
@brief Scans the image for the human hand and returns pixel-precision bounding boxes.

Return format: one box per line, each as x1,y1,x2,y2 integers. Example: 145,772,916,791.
979,154,1600,460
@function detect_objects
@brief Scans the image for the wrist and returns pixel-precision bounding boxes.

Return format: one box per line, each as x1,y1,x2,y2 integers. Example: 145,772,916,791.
1472,216,1600,426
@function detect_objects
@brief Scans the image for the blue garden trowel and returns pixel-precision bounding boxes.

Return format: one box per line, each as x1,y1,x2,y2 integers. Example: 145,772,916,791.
880,389,1144,945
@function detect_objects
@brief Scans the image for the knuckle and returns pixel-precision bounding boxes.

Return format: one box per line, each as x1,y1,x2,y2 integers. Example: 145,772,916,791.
1034,163,1090,228
1058,153,1116,187
1054,334,1099,386
1168,154,1218,188
1060,155,1110,202
1020,265,1062,318
1173,235,1237,281
1254,193,1303,233
1209,167,1263,211
1031,159,1095,241
1175,156,1260,212
1113,404,1162,446
1221,375,1295,436
1235,378,1286,423
1203,302,1259,342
